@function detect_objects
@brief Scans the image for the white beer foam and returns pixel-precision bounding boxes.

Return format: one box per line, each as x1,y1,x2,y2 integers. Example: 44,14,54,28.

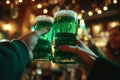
54,10,78,20
35,15,54,23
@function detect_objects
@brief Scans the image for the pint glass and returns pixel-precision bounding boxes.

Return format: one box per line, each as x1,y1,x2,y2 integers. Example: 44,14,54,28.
53,10,78,64
32,15,54,61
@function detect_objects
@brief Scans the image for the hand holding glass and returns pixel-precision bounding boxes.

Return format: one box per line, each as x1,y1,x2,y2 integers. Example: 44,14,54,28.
32,15,54,61
53,10,78,64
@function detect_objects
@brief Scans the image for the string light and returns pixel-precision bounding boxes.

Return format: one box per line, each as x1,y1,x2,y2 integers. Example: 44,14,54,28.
3,23,12,31
6,0,10,5
81,10,85,13
88,11,93,16
95,8,99,12
43,9,48,14
31,0,35,2
1,0,119,18
78,13,82,20
37,4,42,9
97,9,102,14
113,0,118,4
103,6,108,11
18,0,23,3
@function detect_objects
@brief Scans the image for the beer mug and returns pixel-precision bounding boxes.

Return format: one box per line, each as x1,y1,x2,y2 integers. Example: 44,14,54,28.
53,10,78,64
32,15,54,61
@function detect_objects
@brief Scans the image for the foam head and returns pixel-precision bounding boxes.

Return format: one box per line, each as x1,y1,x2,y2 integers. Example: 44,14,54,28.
54,10,78,20
35,15,54,23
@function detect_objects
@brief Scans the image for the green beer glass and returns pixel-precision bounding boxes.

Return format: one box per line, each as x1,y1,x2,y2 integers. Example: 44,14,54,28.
53,10,78,64
32,15,54,61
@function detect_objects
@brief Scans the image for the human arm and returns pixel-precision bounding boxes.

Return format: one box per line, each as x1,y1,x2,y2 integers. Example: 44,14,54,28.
59,39,97,69
87,57,120,80
59,39,120,80
0,27,49,80
0,40,29,80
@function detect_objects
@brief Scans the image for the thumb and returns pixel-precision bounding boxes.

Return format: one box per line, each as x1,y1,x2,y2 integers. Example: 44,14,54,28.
19,27,50,50
18,27,50,60
32,26,50,37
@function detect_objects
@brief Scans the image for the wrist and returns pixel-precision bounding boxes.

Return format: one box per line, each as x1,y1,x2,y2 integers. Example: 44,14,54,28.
77,53,98,73
16,39,33,60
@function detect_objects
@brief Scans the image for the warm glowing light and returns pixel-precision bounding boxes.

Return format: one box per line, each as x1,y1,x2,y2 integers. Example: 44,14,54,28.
29,14,36,25
18,0,22,3
15,1,19,4
88,11,93,16
77,27,82,37
97,10,102,14
92,24,102,35
49,0,58,4
37,4,42,9
95,8,99,12
6,0,10,4
95,40,107,47
113,0,118,4
108,21,120,28
31,0,35,1
3,24,12,31
43,9,48,14
0,21,17,35
103,6,108,11
78,13,82,20
81,10,85,13
93,25,101,32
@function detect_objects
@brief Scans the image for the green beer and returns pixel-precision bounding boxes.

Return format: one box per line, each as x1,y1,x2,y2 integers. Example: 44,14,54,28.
32,15,54,61
53,10,78,64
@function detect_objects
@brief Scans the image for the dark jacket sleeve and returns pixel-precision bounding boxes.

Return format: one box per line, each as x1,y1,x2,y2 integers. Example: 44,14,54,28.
87,57,120,80
89,44,105,57
0,40,30,80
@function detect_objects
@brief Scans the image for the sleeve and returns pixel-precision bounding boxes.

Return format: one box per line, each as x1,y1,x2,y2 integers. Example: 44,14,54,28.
87,57,120,80
0,40,30,80
89,44,106,57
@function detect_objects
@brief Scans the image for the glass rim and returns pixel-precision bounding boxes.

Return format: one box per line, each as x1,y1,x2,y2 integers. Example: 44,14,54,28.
35,15,54,23
54,10,78,20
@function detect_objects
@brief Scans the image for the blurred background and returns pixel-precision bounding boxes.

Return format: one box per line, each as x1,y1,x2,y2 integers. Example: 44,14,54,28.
0,0,120,80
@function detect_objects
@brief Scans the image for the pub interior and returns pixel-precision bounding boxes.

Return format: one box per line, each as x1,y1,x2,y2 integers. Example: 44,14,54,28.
0,0,120,80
